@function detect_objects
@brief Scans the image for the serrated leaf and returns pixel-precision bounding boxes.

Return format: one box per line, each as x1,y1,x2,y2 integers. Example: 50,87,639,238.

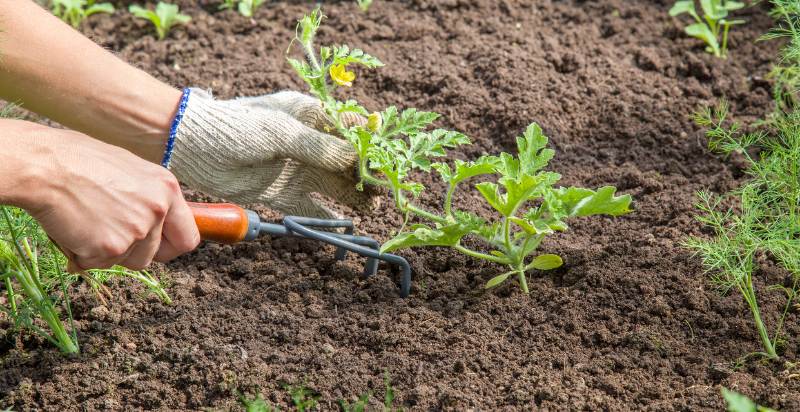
380,222,472,253
451,156,499,184
555,186,633,217
432,163,452,181
476,182,510,216
530,254,563,270
518,123,554,174
485,272,512,289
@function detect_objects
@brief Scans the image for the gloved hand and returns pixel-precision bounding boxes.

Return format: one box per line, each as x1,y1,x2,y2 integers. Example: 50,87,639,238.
167,88,372,219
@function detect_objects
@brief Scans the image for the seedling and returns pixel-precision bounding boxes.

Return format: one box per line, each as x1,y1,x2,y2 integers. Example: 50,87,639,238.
669,0,745,58
51,0,114,29
686,100,800,360
356,0,373,12
288,9,633,293
219,0,265,18
722,388,777,412
0,206,171,354
129,2,191,40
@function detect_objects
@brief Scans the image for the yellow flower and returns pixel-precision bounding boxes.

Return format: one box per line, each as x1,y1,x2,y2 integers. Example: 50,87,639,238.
366,112,382,132
330,63,355,87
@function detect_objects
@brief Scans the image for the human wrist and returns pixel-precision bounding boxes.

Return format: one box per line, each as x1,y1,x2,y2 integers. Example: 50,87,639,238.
0,121,59,211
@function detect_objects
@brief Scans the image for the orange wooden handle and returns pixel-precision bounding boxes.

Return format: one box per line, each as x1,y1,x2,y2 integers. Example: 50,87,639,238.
188,202,250,244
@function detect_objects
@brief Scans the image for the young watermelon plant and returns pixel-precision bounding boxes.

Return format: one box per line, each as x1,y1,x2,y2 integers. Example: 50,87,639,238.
288,9,633,293
669,0,745,58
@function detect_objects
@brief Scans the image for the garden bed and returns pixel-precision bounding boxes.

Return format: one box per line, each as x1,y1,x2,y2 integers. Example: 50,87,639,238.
2,0,799,410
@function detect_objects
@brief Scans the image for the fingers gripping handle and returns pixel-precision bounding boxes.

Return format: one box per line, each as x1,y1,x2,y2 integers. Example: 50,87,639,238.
188,202,259,244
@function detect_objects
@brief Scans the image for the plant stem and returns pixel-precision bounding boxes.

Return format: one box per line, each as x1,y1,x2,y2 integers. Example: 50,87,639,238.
741,280,778,359
722,23,731,58
444,182,457,218
516,270,529,294
4,277,16,321
454,245,508,264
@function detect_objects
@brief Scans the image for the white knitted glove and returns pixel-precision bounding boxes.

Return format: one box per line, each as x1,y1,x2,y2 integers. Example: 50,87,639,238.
166,88,371,218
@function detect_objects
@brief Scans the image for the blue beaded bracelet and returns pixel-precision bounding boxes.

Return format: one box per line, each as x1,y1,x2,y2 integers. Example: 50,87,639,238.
161,88,192,168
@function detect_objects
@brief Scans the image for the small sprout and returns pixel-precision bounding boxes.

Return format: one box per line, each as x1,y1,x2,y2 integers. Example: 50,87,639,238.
330,63,356,87
356,0,374,12
220,0,265,17
129,2,191,41
669,0,745,58
51,0,114,29
721,388,778,412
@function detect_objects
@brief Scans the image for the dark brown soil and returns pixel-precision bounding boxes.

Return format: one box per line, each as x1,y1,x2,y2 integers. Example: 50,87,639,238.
2,0,799,410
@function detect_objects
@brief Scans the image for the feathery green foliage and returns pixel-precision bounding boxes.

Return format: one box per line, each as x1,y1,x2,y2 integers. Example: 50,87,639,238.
669,0,746,58
686,100,800,360
0,206,172,353
288,8,633,293
761,0,800,115
51,0,114,29
129,2,191,40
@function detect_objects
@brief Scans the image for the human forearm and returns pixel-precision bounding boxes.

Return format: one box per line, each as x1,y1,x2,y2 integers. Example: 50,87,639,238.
0,0,181,163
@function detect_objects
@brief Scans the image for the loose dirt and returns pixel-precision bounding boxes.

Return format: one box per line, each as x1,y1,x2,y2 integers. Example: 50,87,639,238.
2,0,799,410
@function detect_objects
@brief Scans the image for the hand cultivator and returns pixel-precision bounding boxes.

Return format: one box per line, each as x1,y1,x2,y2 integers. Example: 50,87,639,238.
188,203,412,297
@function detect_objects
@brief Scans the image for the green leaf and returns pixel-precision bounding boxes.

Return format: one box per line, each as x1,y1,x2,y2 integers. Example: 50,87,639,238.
380,107,439,138
450,156,499,184
85,2,114,16
517,123,554,175
332,46,384,68
669,0,697,18
476,182,511,216
555,186,633,217
722,1,745,11
380,223,470,253
685,22,720,56
530,254,563,270
485,272,512,289
721,388,778,412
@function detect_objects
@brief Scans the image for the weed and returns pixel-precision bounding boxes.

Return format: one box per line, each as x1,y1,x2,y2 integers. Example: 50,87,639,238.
50,0,114,29
686,100,800,360
356,0,373,12
219,0,265,18
669,0,745,58
239,392,278,412
761,0,800,115
129,2,191,40
285,383,319,412
721,387,777,412
0,206,172,354
288,8,633,293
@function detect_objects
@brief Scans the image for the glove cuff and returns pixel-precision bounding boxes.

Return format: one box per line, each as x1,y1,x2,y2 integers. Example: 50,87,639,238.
161,87,192,168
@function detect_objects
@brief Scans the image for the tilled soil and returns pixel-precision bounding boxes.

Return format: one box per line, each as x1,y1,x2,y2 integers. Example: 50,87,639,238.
2,0,799,410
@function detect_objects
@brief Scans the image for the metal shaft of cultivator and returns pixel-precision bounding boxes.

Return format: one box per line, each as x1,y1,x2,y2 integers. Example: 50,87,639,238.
280,217,411,298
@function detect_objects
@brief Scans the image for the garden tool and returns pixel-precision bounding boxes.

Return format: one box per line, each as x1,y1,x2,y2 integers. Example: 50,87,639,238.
188,202,411,297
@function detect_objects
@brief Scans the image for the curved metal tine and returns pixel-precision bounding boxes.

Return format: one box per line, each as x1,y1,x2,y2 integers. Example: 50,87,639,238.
283,216,412,297
283,216,354,260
